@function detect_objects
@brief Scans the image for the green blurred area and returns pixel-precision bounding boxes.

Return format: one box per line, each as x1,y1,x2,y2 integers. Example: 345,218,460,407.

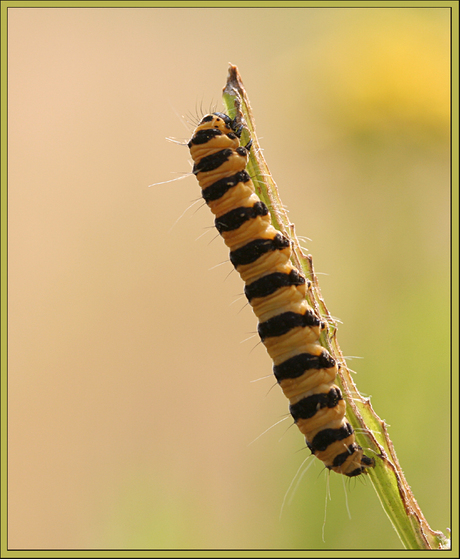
8,6,450,550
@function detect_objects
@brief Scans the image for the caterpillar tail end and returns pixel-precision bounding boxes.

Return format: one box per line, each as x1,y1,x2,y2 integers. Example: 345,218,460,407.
307,439,375,478
329,446,375,478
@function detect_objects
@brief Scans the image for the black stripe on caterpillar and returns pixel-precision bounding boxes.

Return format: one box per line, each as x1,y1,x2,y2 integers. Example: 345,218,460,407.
188,112,374,477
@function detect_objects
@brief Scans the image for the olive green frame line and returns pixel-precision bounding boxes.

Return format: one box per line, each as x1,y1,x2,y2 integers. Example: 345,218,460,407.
1,3,8,558
222,64,451,551
2,1,456,8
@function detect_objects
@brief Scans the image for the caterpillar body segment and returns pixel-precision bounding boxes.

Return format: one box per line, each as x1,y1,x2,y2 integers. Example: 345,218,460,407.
188,112,374,477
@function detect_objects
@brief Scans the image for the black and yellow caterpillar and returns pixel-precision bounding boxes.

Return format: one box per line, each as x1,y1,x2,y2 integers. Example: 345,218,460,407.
188,112,374,477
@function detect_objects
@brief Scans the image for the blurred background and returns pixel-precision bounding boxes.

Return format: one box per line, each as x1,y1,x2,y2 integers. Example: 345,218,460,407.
8,6,451,550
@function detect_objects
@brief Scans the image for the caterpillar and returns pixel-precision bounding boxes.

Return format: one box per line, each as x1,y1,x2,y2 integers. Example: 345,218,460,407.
188,112,374,477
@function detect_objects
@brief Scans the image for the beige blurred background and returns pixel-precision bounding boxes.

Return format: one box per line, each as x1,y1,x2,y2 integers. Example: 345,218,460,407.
8,6,451,550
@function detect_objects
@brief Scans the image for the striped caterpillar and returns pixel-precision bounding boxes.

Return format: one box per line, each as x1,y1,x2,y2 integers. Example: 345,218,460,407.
188,112,374,477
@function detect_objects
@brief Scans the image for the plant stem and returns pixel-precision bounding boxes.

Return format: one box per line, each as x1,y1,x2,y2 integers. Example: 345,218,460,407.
222,63,449,551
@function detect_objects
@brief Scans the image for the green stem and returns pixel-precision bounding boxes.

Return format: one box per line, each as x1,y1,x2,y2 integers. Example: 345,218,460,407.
222,63,449,551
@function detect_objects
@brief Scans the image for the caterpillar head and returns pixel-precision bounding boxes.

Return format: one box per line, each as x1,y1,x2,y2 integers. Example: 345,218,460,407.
198,113,243,138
